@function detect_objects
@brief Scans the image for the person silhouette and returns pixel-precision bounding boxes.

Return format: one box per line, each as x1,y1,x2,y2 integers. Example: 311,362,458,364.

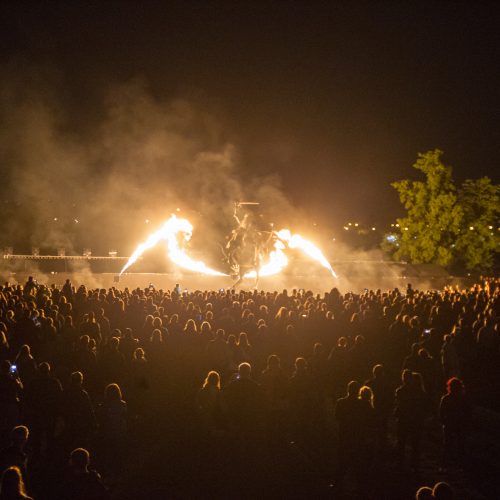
0,466,33,500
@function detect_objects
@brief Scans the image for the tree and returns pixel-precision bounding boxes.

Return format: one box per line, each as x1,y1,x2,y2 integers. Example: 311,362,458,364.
390,149,462,266
456,177,499,271
387,149,499,272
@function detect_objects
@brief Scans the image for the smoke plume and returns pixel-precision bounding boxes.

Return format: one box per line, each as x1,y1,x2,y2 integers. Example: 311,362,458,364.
0,69,300,262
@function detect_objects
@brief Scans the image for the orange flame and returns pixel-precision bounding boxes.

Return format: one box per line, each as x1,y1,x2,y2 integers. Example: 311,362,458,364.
121,215,337,280
276,229,337,278
245,229,337,278
120,215,226,276
244,239,288,278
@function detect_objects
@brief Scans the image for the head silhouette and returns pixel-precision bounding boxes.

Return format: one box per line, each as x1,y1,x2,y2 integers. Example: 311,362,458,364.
203,371,220,389
446,377,464,396
347,380,361,397
433,481,454,500
0,466,27,497
104,383,122,403
11,426,29,448
71,371,83,387
70,448,90,472
238,362,251,379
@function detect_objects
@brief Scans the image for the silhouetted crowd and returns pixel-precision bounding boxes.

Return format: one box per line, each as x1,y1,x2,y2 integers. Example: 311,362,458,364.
0,276,499,499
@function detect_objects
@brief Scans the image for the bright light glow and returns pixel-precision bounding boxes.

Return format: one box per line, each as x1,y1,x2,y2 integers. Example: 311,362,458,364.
275,229,337,278
386,235,397,242
469,226,474,230
371,227,376,231
244,240,288,278
245,229,337,278
120,215,226,276
121,215,337,280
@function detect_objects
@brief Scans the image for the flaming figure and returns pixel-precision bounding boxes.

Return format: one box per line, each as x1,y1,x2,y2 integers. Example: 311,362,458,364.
120,214,337,280
120,215,226,276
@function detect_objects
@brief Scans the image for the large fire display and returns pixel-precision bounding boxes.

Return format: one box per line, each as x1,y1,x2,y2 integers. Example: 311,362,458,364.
120,204,337,286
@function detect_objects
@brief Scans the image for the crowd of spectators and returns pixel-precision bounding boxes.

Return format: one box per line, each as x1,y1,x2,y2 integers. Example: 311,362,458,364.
0,276,498,499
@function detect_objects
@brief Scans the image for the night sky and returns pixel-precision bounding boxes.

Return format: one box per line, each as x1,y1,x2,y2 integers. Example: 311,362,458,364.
1,1,499,234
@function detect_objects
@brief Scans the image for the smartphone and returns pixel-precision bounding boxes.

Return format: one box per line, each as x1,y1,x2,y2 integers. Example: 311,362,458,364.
219,288,224,293
10,364,17,375
423,329,431,336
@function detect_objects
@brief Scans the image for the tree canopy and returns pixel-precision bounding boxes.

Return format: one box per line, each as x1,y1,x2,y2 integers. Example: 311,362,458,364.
387,149,499,272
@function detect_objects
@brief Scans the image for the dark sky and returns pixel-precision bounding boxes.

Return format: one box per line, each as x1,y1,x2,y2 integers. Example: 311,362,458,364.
1,1,499,228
